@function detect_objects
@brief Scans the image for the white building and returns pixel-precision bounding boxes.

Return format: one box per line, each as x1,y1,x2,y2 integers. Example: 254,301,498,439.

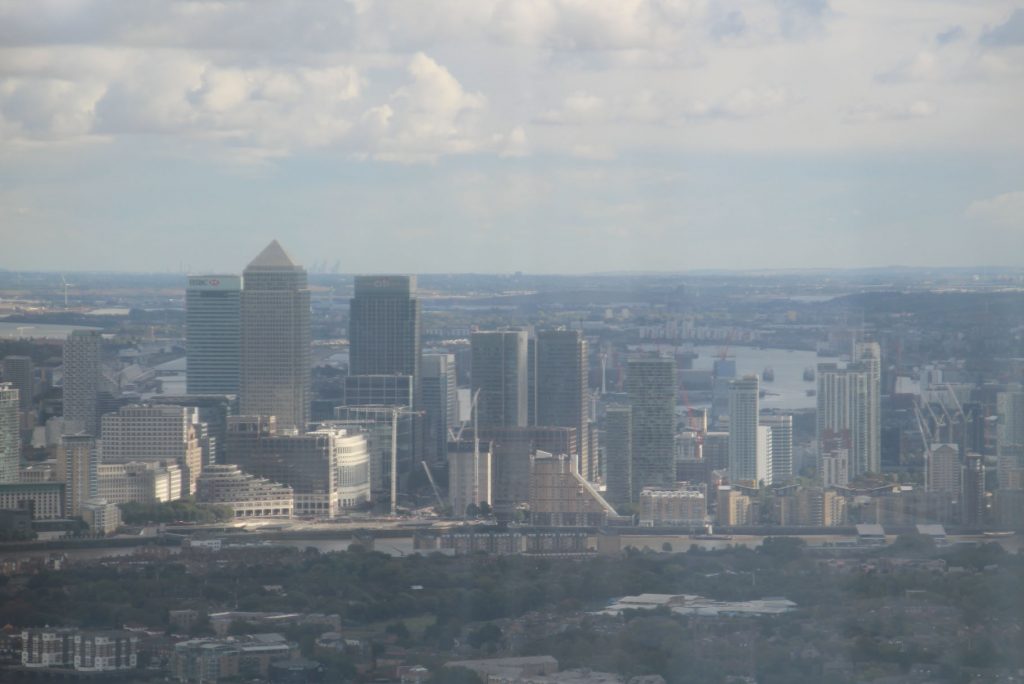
196,464,294,518
80,498,121,535
100,404,203,495
821,448,849,489
639,486,706,528
760,415,793,483
97,461,183,504
756,425,774,486
448,442,492,517
817,349,881,480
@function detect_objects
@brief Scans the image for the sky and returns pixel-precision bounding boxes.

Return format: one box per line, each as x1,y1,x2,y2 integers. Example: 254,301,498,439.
1,0,1023,274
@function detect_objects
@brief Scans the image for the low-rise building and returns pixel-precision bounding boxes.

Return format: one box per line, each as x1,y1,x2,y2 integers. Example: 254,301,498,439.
97,461,183,504
195,464,294,518
638,485,706,528
172,634,298,682
22,627,137,671
716,485,752,526
80,497,121,534
0,482,64,519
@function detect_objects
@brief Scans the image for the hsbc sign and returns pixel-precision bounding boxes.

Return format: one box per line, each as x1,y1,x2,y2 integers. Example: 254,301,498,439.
188,275,242,291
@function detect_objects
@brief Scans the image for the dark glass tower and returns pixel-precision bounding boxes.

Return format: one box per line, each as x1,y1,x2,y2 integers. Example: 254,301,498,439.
186,275,241,395
349,276,421,407
535,329,591,479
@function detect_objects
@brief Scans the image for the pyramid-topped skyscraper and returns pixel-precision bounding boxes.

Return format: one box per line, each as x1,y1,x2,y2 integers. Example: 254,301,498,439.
239,240,311,432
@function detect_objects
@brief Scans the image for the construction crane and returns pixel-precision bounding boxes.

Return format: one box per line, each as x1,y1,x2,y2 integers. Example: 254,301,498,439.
421,461,445,511
60,274,75,308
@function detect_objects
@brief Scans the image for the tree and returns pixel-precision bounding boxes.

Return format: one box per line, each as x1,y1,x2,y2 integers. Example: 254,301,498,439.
662,542,673,553
465,503,480,517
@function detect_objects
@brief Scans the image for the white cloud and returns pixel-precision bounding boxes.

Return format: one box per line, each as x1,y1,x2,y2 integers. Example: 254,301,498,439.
966,191,1024,227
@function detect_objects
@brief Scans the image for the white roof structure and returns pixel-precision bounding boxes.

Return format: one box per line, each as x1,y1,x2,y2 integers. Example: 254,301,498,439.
246,240,301,270
594,593,796,617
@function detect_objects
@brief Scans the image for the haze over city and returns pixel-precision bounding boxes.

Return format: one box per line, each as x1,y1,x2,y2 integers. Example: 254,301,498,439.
2,3,1024,684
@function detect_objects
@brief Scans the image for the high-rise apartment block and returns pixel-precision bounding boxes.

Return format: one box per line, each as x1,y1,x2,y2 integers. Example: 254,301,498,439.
63,329,102,436
57,434,97,516
1,356,33,411
422,353,458,464
472,331,528,429
240,241,311,433
760,414,793,483
602,405,633,509
349,276,421,405
627,357,676,497
996,390,1024,489
0,383,20,483
962,453,985,527
99,404,204,495
535,330,591,480
817,355,880,480
728,376,762,485
926,443,961,494
186,275,241,395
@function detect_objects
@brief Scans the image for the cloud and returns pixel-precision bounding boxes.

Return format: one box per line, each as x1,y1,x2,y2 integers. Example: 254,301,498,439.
936,25,965,45
774,0,830,39
980,9,1024,46
359,52,499,162
876,51,940,83
843,100,937,124
966,190,1024,226
710,9,748,40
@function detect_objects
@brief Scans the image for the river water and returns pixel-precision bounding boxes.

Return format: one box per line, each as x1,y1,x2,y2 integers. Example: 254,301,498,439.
3,532,1019,562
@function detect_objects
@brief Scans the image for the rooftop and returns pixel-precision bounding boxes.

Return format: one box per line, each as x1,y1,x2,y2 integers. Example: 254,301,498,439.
245,240,301,271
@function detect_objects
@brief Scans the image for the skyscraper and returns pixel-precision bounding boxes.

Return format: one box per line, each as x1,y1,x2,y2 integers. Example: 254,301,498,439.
57,434,97,517
62,329,102,436
728,376,761,485
760,415,793,483
471,331,528,430
240,241,311,433
603,405,633,509
349,275,421,404
1,356,33,411
0,383,19,483
817,360,878,479
926,443,960,494
186,275,241,395
421,353,457,463
535,329,591,479
626,357,676,497
853,341,882,474
996,390,1024,488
